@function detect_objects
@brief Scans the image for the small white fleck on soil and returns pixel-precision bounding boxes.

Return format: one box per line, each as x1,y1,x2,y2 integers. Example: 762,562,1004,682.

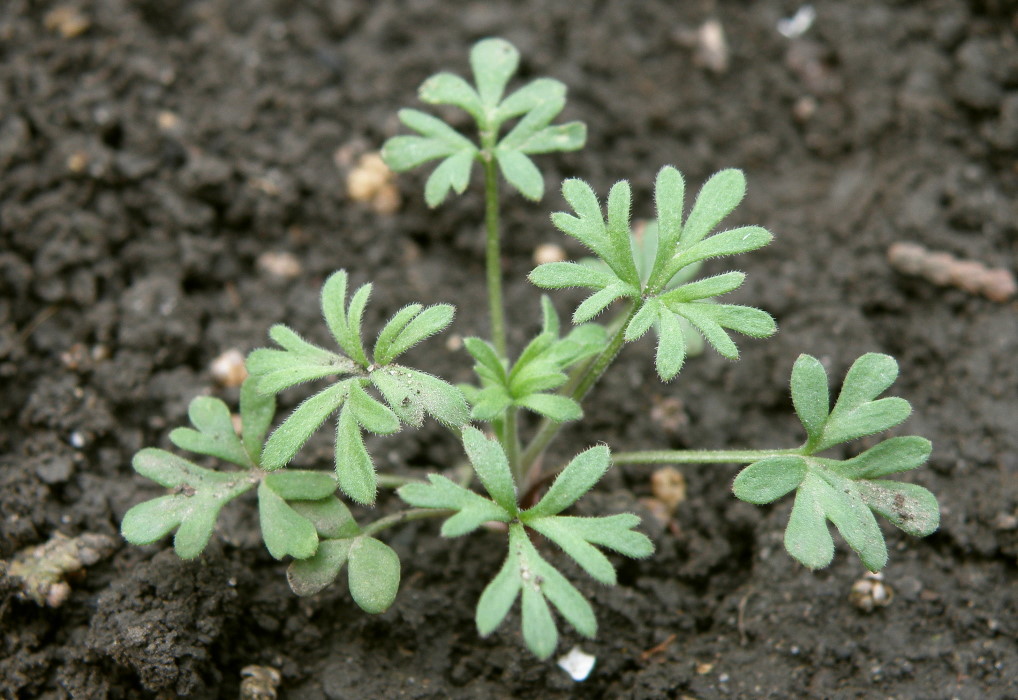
557,646,596,681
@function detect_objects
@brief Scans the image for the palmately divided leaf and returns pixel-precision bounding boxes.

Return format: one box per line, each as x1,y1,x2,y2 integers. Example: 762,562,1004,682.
397,474,512,537
524,445,611,518
384,38,583,205
735,353,939,572
122,449,256,559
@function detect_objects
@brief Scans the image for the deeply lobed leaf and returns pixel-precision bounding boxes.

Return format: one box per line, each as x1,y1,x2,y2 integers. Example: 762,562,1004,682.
733,353,939,571
382,37,584,205
122,449,256,559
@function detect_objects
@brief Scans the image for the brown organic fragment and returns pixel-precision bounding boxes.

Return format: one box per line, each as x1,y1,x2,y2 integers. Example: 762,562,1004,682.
887,242,1016,302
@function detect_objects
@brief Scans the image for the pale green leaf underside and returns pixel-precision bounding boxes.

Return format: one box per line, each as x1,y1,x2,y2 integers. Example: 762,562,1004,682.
258,480,320,561
286,535,401,614
347,537,401,614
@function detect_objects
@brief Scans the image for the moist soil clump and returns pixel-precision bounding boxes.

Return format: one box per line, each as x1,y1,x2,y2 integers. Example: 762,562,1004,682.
2,1,1016,698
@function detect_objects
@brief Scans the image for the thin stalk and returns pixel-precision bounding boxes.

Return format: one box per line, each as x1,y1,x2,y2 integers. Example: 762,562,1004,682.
361,508,452,538
482,150,507,357
519,301,639,474
612,448,803,465
376,473,427,489
504,406,522,484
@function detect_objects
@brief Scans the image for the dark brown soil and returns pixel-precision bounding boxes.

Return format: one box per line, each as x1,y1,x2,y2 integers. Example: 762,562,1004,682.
2,1,1016,698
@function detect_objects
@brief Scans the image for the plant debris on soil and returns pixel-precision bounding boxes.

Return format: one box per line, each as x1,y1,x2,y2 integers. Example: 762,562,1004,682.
2,1,1016,698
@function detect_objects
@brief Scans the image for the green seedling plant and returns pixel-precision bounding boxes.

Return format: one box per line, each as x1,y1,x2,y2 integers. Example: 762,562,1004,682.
123,37,941,660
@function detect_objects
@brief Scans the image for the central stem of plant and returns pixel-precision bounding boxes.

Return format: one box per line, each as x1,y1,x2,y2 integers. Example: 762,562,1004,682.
482,147,507,358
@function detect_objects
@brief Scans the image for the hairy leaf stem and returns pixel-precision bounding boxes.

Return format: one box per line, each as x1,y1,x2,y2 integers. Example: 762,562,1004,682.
376,473,427,489
481,143,507,358
612,448,803,465
505,406,523,484
361,507,453,538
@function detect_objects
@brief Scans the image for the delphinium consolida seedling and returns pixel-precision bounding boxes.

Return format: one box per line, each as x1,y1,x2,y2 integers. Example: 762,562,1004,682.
123,38,941,659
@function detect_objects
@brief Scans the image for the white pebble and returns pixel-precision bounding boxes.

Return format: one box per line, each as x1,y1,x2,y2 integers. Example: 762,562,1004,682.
557,646,596,681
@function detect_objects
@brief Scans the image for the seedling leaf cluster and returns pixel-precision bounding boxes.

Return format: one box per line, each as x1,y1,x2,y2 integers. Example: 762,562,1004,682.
123,37,941,661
